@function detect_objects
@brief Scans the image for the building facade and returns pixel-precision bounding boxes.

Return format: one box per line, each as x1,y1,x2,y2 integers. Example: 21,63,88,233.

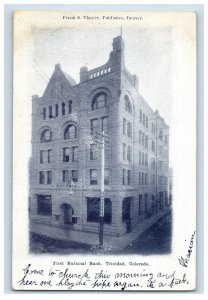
29,35,170,238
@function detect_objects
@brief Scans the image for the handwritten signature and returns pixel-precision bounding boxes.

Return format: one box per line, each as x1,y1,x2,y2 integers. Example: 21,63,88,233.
178,230,196,268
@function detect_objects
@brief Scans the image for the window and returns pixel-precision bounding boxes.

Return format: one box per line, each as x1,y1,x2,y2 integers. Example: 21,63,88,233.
37,195,52,216
139,172,141,185
127,146,132,162
55,104,58,117
123,144,127,160
62,170,69,183
139,130,142,144
127,170,131,185
102,116,108,133
40,150,44,164
139,151,141,166
104,198,112,223
64,124,77,139
63,148,70,162
152,123,154,134
39,171,44,184
90,144,98,160
47,171,52,184
49,106,52,118
165,135,168,145
143,113,145,126
48,149,52,163
145,153,148,166
152,140,155,152
62,102,66,115
90,118,98,133
87,198,100,222
140,110,142,123
145,135,148,148
142,172,144,185
71,170,78,182
41,129,52,143
123,118,126,135
104,168,110,185
142,133,145,146
122,198,131,221
125,95,132,114
92,93,107,110
87,198,112,223
122,169,126,185
43,107,46,120
72,146,78,162
146,116,148,128
127,122,132,138
90,169,98,185
145,173,148,185
68,100,72,114
142,152,144,166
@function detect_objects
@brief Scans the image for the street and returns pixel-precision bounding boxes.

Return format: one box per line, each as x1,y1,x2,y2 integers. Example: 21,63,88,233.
30,211,172,255
122,211,172,254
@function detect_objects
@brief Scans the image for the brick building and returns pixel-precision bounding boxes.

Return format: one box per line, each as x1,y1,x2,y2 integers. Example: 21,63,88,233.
29,35,170,238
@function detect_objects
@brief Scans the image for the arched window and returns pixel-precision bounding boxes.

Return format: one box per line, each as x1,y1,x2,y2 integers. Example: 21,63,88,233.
125,95,132,114
41,129,52,143
64,124,77,140
92,93,107,110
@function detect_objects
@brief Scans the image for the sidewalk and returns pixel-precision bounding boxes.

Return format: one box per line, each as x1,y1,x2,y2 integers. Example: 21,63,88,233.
30,208,171,251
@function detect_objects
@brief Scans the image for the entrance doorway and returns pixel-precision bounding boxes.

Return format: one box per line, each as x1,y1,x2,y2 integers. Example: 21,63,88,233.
122,197,133,233
61,203,74,224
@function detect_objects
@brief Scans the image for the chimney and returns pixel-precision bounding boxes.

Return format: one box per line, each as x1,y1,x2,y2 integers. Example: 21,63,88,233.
32,94,39,100
79,66,88,83
55,63,61,70
109,35,125,70
112,36,125,52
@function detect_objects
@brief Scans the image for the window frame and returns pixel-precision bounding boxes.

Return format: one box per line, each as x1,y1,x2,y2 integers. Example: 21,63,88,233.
90,169,98,185
92,93,107,110
47,171,52,184
90,144,98,160
41,129,52,143
63,147,70,162
37,195,52,216
64,124,77,140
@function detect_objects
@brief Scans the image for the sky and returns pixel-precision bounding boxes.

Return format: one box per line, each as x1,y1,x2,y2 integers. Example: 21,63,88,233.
31,26,173,123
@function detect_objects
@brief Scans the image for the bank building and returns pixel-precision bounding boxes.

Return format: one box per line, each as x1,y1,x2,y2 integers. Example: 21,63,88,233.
29,35,170,242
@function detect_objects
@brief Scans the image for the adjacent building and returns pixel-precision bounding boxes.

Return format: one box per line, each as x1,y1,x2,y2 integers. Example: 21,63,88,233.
29,35,170,238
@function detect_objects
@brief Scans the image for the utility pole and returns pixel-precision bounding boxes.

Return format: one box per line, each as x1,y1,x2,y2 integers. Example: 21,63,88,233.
99,130,105,248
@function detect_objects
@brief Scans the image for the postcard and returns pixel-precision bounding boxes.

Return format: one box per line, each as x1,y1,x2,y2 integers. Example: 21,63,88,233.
12,10,196,291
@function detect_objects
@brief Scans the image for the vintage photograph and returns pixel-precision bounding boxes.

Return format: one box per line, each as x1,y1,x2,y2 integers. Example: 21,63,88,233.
12,10,196,291
29,27,172,255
